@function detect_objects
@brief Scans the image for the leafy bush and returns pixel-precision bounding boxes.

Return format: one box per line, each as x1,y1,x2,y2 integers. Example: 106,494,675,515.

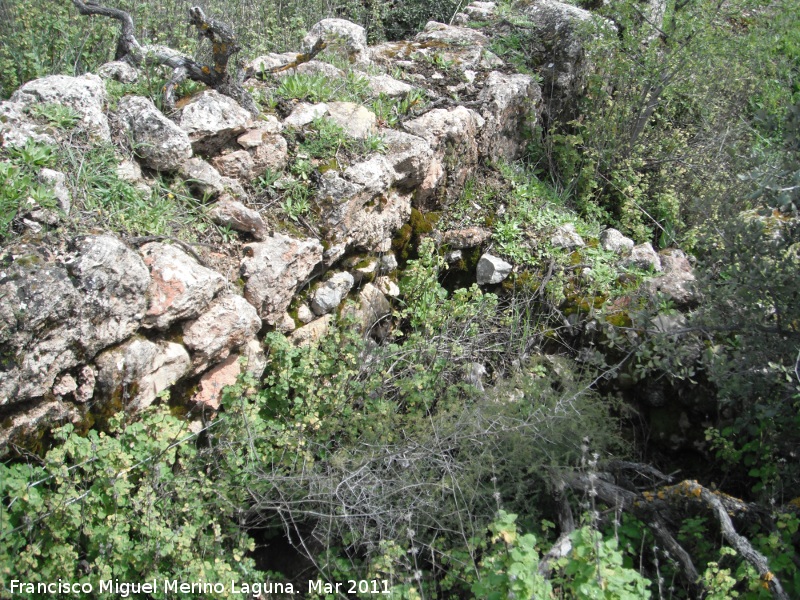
0,410,260,599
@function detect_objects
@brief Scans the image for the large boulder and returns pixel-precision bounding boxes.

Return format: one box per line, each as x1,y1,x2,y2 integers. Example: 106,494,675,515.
0,101,55,148
11,74,110,141
179,90,252,154
518,0,614,118
371,22,502,72
95,338,191,412
182,293,262,374
380,129,435,191
478,71,541,160
317,156,411,251
303,18,369,64
0,235,150,405
139,242,225,330
241,234,323,326
646,249,696,306
624,242,662,271
403,107,484,207
116,96,192,171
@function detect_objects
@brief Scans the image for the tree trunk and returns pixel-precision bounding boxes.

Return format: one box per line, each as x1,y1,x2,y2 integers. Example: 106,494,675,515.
71,1,258,115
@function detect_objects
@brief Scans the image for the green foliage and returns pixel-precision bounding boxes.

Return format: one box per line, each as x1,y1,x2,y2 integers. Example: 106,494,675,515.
553,526,652,599
275,71,371,104
472,511,553,599
532,0,800,244
0,152,57,239
694,214,800,500
0,409,260,598
26,103,82,129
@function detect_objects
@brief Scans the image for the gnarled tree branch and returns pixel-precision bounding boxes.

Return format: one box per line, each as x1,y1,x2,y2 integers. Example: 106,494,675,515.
559,470,790,600
71,0,258,115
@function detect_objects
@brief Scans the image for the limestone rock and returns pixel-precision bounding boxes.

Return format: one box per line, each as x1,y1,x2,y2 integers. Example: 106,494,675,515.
380,253,398,273
380,129,434,191
344,283,392,335
476,254,512,284
11,74,110,141
311,272,355,315
192,354,241,411
371,21,503,71
0,101,56,148
238,117,288,177
375,276,400,298
290,314,333,346
403,107,484,206
117,96,192,171
95,338,191,412
178,157,227,198
38,169,71,214
182,293,262,374
317,156,411,251
241,337,267,379
518,0,614,118
600,228,634,254
442,227,492,249
211,150,254,181
97,60,138,84
326,102,377,139
0,401,78,453
241,233,323,326
140,242,225,330
277,312,297,333
297,304,315,324
625,242,663,271
551,223,585,250
209,195,267,240
179,90,252,154
284,102,329,128
647,249,696,306
303,18,369,64
52,373,78,397
75,366,96,403
246,53,344,79
464,1,497,20
0,261,80,404
478,71,541,160
366,74,414,97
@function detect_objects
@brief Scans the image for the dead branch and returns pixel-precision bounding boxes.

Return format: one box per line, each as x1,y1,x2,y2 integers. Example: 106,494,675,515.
71,0,258,115
560,471,790,600
255,38,328,76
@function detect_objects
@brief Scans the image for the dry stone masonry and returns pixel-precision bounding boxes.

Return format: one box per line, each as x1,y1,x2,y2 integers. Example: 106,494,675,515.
0,1,697,452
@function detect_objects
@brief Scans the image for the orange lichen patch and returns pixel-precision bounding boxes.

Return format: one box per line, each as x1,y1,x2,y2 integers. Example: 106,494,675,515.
202,65,211,74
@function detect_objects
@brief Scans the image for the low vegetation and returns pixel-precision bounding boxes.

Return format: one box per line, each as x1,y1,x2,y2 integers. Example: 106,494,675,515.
1,0,799,598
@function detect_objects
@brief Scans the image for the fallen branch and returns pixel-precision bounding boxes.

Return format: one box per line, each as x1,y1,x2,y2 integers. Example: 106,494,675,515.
71,1,258,115
559,471,790,600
